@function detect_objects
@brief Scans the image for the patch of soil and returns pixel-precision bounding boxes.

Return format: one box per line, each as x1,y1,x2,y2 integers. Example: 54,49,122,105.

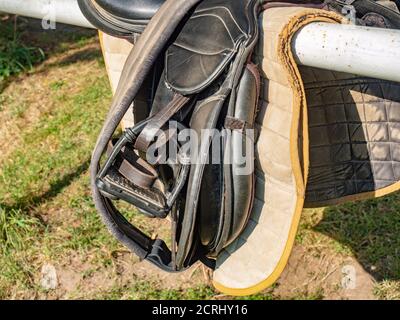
117,253,210,290
275,245,376,300
42,251,209,299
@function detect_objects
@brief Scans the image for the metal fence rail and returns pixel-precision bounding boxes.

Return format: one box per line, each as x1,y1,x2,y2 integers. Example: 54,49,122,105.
1,0,400,82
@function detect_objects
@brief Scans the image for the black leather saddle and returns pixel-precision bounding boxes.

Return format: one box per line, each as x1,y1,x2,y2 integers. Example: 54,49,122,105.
80,0,400,274
86,0,261,271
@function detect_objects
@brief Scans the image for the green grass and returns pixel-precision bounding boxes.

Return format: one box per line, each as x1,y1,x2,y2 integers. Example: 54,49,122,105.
0,207,44,253
0,46,113,296
0,16,399,300
95,282,218,300
0,206,45,298
374,280,400,300
0,18,44,81
49,80,66,91
315,197,400,281
0,76,109,205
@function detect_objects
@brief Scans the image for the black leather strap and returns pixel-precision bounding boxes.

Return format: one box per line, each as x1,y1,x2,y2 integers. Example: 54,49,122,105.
134,94,190,152
107,140,158,189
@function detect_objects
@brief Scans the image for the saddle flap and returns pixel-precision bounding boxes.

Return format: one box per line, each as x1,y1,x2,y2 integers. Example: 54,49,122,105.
165,4,248,95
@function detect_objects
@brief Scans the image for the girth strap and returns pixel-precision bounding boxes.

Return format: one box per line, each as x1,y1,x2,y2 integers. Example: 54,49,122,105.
134,93,190,152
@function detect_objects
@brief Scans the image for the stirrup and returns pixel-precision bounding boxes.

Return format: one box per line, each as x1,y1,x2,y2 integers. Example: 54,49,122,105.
96,119,190,218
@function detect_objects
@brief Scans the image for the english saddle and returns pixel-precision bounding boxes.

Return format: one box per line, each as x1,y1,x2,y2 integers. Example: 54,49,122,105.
80,0,400,295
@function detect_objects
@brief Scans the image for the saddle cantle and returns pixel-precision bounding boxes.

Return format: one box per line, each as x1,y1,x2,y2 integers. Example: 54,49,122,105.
94,0,164,21
78,0,166,37
84,0,400,295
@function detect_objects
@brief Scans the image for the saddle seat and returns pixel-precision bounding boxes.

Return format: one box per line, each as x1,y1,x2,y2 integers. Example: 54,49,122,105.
78,0,166,37
95,0,165,21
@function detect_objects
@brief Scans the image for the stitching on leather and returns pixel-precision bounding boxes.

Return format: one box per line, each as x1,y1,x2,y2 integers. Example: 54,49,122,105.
194,6,247,36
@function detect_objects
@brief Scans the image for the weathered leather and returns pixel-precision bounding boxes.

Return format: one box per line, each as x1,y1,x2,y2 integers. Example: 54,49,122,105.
90,0,260,275
91,0,206,268
106,140,158,189
78,0,162,37
95,0,165,21
171,0,260,269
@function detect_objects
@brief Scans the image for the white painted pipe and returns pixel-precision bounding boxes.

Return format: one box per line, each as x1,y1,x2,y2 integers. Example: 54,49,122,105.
0,0,94,29
0,1,399,82
293,22,400,83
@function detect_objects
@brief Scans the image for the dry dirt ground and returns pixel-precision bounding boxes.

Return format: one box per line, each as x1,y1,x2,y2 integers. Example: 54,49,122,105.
0,17,399,300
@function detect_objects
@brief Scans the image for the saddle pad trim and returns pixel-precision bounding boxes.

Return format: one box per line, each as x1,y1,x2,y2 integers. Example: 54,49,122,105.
213,8,345,296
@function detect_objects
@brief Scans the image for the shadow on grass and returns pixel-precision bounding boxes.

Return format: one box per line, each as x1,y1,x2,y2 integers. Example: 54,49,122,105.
0,16,99,215
17,16,97,56
2,158,91,214
31,47,103,77
315,193,400,282
0,15,98,93
56,48,102,66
